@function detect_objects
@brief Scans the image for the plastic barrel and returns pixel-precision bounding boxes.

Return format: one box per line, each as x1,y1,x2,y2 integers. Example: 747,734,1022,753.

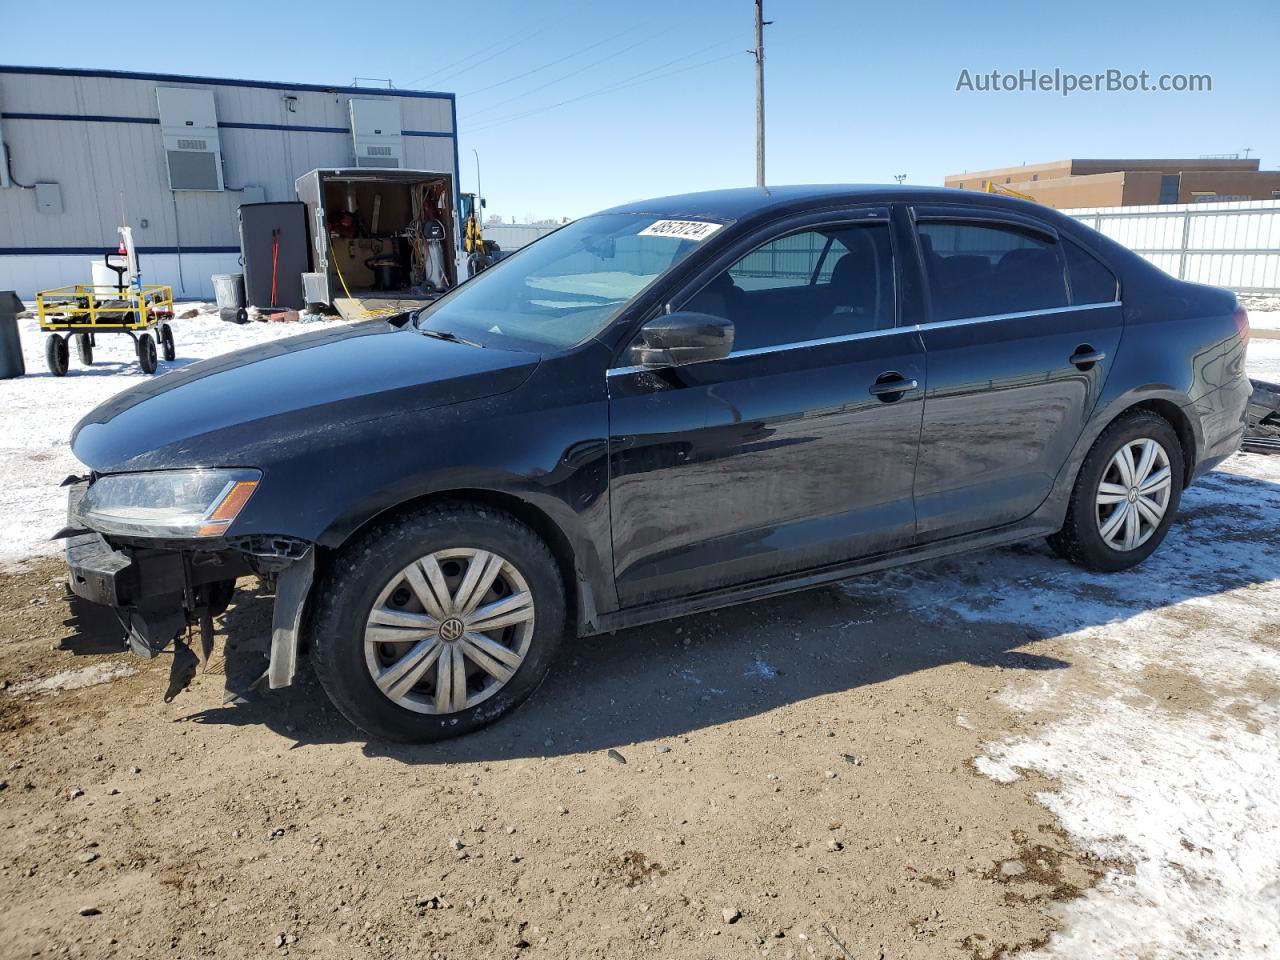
0,292,26,380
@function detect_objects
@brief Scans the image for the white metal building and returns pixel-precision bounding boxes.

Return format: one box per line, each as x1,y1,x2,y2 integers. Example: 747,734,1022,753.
0,65,457,299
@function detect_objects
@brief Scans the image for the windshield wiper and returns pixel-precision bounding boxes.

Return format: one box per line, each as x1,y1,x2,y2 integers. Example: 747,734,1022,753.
417,327,483,348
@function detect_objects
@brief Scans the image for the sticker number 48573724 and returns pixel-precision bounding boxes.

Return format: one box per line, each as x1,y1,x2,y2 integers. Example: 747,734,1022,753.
637,220,723,241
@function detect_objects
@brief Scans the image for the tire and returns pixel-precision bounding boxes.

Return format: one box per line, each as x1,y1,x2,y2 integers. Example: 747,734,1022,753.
310,503,566,742
136,333,158,374
160,323,176,362
75,332,93,366
45,334,69,377
1047,410,1184,572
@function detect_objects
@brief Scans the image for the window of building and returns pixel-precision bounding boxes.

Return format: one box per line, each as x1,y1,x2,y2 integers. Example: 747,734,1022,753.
685,224,895,351
1062,239,1118,304
1159,174,1181,204
917,221,1067,321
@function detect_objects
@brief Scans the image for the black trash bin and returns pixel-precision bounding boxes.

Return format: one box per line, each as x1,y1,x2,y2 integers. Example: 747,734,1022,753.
0,291,26,380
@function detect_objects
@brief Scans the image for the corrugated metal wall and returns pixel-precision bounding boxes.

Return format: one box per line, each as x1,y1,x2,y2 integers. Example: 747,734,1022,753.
1064,199,1280,294
0,67,456,298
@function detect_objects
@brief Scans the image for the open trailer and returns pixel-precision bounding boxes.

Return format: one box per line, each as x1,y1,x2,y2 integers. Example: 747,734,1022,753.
296,168,461,316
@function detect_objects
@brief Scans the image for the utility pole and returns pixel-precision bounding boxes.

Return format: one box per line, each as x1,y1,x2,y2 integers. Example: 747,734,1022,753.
753,0,768,187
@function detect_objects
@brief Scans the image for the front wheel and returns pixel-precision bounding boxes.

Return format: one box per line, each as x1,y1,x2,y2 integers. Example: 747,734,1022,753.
136,333,158,374
310,504,566,742
75,332,94,366
45,334,69,377
1048,410,1184,572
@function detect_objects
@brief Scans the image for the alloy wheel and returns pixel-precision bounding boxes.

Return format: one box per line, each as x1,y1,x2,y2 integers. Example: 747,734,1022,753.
363,548,536,714
1095,438,1172,552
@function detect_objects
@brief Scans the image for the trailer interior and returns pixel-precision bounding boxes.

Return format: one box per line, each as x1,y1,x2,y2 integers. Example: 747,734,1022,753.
301,169,459,320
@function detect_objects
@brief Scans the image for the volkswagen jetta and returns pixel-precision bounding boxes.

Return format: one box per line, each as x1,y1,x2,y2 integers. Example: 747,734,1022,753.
60,185,1251,741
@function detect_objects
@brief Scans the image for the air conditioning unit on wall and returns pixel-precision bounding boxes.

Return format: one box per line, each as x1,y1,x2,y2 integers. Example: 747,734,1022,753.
156,87,224,191
349,99,403,168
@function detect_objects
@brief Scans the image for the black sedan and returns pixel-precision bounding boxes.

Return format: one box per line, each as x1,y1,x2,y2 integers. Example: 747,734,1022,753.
61,185,1252,741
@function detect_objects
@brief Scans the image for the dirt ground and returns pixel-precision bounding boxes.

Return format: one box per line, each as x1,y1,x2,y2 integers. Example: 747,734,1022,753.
3,452,1278,960
0,556,1110,960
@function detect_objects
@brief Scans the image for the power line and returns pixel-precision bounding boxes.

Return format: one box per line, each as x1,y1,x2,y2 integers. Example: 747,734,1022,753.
458,25,638,98
462,47,742,134
463,28,669,119
402,22,553,89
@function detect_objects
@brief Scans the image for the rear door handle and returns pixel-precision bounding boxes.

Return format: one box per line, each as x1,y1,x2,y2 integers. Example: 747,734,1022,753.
868,375,918,399
1070,346,1106,369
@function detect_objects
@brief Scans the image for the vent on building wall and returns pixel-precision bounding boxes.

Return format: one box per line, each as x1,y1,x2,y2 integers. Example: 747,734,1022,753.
156,87,224,191
349,99,403,169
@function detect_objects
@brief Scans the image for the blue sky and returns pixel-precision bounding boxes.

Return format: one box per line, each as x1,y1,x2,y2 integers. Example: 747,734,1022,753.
5,0,1277,221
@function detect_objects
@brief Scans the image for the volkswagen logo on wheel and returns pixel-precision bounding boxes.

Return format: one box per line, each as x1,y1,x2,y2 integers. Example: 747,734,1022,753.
439,617,466,642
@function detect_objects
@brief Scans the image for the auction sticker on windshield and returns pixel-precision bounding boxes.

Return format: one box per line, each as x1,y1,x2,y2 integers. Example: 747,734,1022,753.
638,220,723,241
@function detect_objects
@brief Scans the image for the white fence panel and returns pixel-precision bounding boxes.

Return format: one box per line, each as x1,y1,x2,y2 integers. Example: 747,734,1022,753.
1064,199,1280,294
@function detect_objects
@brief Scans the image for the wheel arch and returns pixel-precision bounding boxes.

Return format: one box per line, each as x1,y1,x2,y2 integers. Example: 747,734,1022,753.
1039,387,1204,532
320,487,589,634
1123,397,1197,487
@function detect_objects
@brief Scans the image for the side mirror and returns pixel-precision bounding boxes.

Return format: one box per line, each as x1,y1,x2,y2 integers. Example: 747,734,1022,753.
626,311,734,368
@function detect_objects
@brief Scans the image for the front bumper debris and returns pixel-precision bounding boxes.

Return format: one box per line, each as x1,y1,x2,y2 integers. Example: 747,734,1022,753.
59,482,310,691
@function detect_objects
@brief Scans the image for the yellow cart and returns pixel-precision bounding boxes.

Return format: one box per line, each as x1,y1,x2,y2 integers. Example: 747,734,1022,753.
36,254,175,376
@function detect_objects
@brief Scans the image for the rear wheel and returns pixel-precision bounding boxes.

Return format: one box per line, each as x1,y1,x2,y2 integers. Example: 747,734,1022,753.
136,333,158,374
310,504,566,742
75,332,93,366
45,334,69,377
1048,410,1183,572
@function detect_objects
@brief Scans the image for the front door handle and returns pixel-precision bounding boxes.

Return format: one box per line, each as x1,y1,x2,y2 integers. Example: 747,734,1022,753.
868,374,918,400
1070,345,1106,370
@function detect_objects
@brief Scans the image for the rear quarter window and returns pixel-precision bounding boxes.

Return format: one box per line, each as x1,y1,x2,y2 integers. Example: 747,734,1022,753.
1062,239,1119,305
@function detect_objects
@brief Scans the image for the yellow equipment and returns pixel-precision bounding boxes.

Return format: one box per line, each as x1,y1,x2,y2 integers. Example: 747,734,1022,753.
36,248,175,377
983,180,1038,203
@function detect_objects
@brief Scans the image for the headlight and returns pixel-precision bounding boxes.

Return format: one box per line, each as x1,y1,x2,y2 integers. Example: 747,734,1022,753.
77,469,261,538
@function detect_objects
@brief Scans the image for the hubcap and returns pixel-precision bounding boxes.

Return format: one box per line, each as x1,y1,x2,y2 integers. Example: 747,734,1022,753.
363,548,536,715
1095,437,1172,552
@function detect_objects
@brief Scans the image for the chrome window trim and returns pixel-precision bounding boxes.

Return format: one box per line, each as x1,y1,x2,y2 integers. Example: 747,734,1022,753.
915,299,1121,332
605,300,1122,377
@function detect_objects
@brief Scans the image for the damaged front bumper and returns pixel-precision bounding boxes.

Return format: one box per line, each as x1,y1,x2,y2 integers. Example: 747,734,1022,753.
60,481,315,690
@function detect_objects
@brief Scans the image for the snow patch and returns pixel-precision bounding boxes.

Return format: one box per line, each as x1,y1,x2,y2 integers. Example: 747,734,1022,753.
10,662,137,695
744,655,779,680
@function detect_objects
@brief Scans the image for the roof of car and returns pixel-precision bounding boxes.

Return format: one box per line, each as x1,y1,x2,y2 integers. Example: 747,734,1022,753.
596,184,1031,221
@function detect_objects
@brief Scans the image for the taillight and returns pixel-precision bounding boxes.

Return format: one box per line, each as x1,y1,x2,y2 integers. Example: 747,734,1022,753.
1234,306,1250,347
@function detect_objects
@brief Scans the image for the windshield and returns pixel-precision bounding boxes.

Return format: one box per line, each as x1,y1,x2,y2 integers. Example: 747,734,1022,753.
415,213,726,350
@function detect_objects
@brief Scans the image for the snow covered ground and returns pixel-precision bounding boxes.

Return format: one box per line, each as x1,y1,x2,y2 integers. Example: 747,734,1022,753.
0,303,342,570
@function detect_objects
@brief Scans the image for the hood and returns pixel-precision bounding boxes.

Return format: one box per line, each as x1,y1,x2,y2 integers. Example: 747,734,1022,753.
72,320,539,472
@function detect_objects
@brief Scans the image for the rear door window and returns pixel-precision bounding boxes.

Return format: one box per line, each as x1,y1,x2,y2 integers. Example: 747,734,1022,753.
917,221,1068,321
